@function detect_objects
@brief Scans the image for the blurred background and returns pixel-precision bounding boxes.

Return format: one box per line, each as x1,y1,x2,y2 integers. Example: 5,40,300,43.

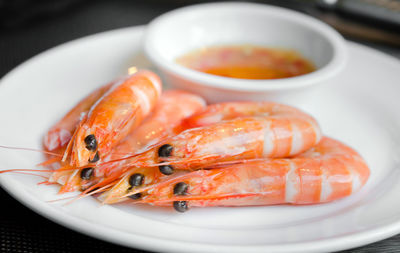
0,0,399,252
0,0,399,78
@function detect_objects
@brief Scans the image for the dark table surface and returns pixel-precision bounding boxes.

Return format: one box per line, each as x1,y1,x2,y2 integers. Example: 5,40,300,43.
1,1,400,252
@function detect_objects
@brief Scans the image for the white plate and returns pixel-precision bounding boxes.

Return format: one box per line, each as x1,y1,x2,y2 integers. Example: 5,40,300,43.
1,26,400,253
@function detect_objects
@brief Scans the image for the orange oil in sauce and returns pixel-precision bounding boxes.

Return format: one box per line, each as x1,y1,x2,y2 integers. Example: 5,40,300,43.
176,45,315,80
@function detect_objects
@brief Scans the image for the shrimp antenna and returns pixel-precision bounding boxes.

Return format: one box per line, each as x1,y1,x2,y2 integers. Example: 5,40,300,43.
0,170,50,178
0,168,54,174
46,195,80,203
65,183,114,206
0,145,62,157
98,139,170,167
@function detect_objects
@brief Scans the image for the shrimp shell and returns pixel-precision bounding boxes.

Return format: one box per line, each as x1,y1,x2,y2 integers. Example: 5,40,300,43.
108,90,206,157
43,82,112,152
66,70,162,167
96,89,206,177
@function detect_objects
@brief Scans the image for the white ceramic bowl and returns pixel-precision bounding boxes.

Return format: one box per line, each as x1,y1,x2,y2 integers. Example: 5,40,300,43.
144,2,347,105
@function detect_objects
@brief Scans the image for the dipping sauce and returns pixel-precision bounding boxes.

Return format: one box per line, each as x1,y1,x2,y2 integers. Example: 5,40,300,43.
176,45,315,80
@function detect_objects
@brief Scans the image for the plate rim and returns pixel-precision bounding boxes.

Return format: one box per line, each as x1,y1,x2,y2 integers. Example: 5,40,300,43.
1,25,400,253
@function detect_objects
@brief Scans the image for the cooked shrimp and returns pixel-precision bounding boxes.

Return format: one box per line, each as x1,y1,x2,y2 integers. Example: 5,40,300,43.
98,101,321,203
64,70,162,167
43,82,112,152
114,101,321,173
54,90,206,193
135,137,369,212
51,70,161,192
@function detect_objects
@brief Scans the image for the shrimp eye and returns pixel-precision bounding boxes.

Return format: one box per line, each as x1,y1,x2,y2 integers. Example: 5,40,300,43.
158,144,173,157
128,193,142,200
129,173,144,187
80,167,94,180
159,165,174,175
173,182,188,195
89,151,100,163
84,134,97,151
173,201,188,212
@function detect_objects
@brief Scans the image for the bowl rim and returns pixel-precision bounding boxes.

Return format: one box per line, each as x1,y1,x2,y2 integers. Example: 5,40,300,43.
144,2,348,92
